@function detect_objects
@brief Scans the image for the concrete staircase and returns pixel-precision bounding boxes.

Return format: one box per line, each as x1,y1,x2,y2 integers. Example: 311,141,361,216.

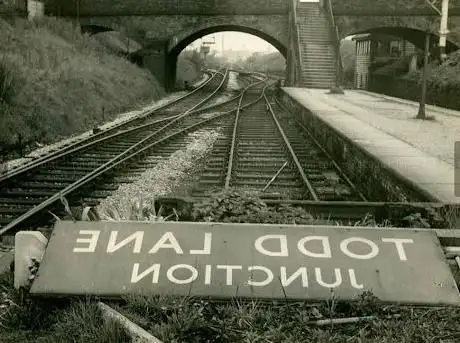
295,2,337,88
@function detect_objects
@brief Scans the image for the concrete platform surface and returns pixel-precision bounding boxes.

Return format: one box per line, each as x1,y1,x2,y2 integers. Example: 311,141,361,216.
282,87,459,203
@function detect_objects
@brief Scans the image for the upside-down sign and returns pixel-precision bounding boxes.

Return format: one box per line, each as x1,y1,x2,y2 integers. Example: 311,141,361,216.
30,221,460,305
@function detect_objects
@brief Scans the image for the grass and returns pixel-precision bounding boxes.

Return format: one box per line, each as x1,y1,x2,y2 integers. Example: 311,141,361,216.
114,293,460,343
3,191,460,342
1,270,459,343
0,273,133,342
0,17,164,157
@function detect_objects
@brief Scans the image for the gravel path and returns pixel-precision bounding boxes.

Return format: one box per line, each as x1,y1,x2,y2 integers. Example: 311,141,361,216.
227,71,242,91
96,128,222,219
321,90,460,166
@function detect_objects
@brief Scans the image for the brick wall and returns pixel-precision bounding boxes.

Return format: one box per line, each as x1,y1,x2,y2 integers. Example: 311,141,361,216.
331,0,459,14
79,15,289,55
278,90,434,203
44,0,288,16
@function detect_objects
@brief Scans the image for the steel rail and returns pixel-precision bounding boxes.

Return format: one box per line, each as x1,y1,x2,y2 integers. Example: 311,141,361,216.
263,91,319,201
0,69,230,186
1,88,244,190
0,69,223,183
273,97,368,202
0,69,236,235
224,80,271,189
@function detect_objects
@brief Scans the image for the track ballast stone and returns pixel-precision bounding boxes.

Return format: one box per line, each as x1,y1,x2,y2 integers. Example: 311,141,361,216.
96,129,222,218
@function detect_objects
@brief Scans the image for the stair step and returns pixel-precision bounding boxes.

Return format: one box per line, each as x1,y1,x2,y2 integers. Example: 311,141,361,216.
302,67,336,71
301,54,335,59
301,72,336,76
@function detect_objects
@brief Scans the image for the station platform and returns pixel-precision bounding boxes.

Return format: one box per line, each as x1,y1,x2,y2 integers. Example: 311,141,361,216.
281,87,459,203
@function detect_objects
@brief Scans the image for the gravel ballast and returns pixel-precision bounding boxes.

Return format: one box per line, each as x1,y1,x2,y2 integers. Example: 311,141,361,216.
96,128,222,219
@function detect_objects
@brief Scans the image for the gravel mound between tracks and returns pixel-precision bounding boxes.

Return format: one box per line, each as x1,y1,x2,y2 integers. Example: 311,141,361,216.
96,129,222,218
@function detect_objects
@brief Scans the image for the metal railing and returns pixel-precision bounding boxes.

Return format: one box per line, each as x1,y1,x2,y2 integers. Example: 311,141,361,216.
324,0,343,87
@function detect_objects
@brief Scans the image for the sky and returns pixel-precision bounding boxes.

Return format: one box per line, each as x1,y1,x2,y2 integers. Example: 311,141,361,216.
185,31,278,54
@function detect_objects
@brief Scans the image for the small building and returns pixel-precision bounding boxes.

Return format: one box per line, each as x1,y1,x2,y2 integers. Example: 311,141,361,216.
352,33,419,90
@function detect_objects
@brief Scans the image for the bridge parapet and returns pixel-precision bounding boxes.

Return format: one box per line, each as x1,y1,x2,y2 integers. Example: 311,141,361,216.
43,0,289,16
331,0,460,16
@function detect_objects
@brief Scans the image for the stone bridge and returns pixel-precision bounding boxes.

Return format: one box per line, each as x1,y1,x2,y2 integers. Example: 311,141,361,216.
77,14,288,89
4,0,460,88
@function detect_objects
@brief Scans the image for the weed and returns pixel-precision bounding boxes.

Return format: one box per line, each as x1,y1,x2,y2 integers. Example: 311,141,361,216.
116,291,460,343
191,189,316,224
0,272,132,342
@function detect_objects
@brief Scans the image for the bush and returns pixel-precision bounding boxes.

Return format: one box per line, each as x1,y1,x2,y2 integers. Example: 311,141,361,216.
192,190,315,224
176,50,202,87
370,50,460,110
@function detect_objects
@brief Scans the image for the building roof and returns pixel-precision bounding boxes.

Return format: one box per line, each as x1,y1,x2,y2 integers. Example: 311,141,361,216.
352,33,372,42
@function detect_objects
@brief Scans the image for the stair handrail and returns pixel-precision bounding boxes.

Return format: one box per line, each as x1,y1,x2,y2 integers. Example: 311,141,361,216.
324,0,343,87
291,0,303,86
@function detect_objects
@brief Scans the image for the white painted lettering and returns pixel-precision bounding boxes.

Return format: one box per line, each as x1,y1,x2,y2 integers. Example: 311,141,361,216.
382,238,414,261
349,269,364,289
298,236,332,258
247,266,274,287
149,232,183,254
167,264,198,284
107,231,144,253
217,265,243,285
340,237,379,260
204,265,212,285
315,268,342,288
131,263,160,283
190,233,212,255
254,235,288,257
280,267,308,287
73,230,100,253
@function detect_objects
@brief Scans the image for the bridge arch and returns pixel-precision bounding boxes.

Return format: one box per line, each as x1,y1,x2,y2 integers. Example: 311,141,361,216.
162,24,287,89
167,24,287,58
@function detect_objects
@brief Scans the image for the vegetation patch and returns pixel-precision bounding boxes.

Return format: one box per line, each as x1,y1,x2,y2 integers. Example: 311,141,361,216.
239,51,285,76
176,50,203,89
370,50,460,110
2,190,459,342
0,272,132,342
0,17,164,159
191,190,318,224
116,292,460,343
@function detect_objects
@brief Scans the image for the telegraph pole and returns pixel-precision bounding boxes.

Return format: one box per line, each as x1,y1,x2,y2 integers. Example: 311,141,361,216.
439,0,449,60
416,33,430,119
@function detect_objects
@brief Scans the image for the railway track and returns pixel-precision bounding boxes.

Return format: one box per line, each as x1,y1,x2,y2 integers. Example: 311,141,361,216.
191,82,367,203
0,68,259,235
0,69,226,181
3,67,438,236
